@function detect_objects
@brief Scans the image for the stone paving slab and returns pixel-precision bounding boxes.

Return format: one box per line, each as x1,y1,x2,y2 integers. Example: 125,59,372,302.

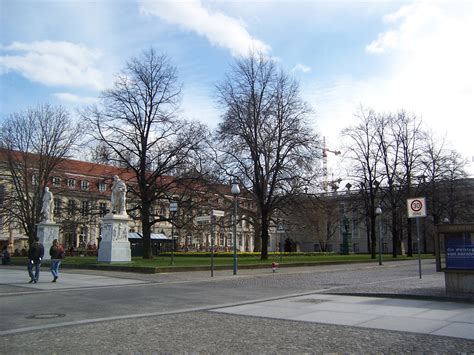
0,268,147,293
212,293,474,340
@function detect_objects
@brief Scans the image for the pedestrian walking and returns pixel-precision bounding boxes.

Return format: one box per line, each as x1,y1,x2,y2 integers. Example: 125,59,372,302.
49,239,64,282
27,236,44,283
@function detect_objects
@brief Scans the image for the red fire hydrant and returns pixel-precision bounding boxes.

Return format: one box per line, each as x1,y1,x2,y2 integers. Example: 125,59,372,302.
271,262,279,273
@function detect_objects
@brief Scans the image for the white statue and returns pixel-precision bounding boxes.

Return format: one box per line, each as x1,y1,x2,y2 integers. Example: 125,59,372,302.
41,187,54,222
111,175,127,215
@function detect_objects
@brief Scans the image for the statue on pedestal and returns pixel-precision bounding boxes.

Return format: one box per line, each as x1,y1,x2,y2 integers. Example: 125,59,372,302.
41,187,54,223
111,175,127,215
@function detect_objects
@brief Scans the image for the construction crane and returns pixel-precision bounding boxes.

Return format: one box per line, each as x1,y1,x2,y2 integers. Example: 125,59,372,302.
322,137,341,191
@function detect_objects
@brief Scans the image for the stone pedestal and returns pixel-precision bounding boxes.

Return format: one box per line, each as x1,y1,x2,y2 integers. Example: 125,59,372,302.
37,222,60,261
341,232,353,254
97,213,131,263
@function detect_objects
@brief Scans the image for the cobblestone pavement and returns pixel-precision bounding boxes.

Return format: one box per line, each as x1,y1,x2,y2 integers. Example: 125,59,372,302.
3,311,474,354
1,260,473,354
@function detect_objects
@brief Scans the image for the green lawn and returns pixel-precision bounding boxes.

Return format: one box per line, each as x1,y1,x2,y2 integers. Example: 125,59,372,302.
9,252,435,269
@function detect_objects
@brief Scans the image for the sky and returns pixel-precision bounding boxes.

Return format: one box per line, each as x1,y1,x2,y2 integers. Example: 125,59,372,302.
1,0,473,177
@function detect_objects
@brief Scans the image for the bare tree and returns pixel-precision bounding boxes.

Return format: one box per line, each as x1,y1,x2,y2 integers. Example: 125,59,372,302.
215,53,320,260
376,111,424,257
420,133,469,224
84,48,209,259
341,106,383,259
282,194,340,252
0,104,80,243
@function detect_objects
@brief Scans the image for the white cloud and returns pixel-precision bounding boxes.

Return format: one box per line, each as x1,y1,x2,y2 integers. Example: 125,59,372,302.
138,0,270,57
53,92,99,105
0,41,105,90
291,63,312,73
307,1,474,176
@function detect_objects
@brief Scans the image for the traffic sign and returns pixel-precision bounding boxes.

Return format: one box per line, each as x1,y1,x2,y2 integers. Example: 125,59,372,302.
212,210,225,217
407,197,427,218
196,215,211,224
170,202,178,212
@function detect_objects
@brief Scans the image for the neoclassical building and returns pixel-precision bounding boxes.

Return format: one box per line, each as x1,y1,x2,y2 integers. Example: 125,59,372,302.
0,152,255,254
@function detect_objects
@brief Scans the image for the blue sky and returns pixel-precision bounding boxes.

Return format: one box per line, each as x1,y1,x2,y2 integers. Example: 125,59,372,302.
1,0,473,176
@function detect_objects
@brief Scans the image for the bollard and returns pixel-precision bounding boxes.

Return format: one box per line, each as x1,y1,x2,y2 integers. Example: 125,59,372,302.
271,262,279,273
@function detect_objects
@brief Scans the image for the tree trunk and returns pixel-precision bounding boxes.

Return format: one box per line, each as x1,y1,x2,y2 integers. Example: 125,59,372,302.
370,214,376,259
406,218,413,256
391,209,398,258
253,221,261,252
260,213,269,260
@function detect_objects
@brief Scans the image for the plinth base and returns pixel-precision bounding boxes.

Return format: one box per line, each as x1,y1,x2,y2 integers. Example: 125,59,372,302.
97,213,131,263
37,223,60,261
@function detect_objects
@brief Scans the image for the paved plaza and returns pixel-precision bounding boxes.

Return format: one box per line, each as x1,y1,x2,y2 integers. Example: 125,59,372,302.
1,260,473,353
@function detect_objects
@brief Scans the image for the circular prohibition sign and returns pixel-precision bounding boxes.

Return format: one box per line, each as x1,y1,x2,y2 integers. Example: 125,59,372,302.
410,199,423,212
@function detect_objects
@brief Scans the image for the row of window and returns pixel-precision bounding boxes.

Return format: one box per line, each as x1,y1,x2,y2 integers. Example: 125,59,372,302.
32,175,107,192
53,199,109,218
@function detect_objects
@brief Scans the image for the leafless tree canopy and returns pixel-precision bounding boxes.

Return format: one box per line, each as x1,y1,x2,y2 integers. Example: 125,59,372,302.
0,104,80,242
215,52,320,259
84,48,209,259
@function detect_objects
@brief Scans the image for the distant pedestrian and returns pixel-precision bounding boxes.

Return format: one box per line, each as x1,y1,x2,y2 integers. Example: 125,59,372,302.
27,236,44,283
49,239,64,282
2,246,11,265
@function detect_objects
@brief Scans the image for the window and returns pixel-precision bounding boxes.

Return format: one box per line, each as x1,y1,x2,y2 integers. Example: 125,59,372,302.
81,180,89,190
32,174,39,185
67,200,76,215
353,243,360,253
98,182,106,192
314,244,321,252
81,201,90,217
67,179,76,188
54,198,61,217
52,177,61,187
99,202,107,217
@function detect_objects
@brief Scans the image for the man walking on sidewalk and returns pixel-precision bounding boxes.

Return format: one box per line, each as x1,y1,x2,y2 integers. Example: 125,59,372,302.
27,236,44,283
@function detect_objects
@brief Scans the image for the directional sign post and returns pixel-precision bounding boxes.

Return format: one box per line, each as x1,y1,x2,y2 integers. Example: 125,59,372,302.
196,212,225,277
276,223,285,262
407,197,427,279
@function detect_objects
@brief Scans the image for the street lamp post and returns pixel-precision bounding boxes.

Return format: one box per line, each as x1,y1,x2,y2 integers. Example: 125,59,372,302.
375,206,383,265
231,179,240,275
170,202,178,265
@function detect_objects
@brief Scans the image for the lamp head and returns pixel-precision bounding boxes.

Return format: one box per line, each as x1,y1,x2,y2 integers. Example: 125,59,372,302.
231,179,240,196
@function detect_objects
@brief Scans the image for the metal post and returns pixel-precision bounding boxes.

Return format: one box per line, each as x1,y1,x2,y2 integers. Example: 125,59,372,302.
211,215,215,277
170,214,175,265
378,218,383,265
416,217,422,279
169,202,178,266
233,195,238,275
280,233,283,262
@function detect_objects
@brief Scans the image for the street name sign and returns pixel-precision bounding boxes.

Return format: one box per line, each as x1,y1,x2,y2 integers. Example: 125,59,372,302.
212,210,225,217
196,215,211,224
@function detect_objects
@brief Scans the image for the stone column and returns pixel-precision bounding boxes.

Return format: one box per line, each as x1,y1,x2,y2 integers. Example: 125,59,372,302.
37,222,60,261
97,213,131,263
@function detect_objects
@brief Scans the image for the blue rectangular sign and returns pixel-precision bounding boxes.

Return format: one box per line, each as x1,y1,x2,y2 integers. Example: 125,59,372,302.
445,233,474,269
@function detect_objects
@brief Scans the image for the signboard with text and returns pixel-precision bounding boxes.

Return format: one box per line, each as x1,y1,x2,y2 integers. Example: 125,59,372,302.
445,233,474,269
407,197,427,218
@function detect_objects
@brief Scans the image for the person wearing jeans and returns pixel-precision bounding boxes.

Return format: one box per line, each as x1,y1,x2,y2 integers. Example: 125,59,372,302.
27,236,44,283
49,239,64,282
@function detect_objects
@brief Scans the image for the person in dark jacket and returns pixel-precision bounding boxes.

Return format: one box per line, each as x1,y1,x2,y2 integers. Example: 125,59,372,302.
27,236,44,283
49,239,64,282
